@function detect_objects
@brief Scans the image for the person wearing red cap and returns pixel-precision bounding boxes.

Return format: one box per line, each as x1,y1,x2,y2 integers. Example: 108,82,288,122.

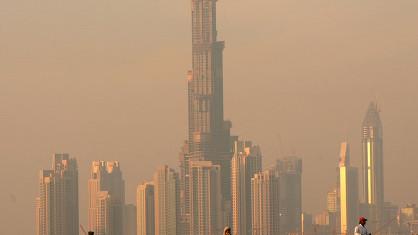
354,216,371,235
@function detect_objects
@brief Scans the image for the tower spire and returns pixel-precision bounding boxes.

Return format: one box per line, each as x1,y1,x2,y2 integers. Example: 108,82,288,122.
361,101,384,231
181,1,233,233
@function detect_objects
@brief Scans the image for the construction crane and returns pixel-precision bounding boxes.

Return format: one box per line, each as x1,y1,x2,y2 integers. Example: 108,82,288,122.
80,224,95,235
80,224,88,235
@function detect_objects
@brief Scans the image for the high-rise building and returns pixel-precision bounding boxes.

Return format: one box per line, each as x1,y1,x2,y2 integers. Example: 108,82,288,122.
189,161,222,235
96,191,112,235
153,166,179,235
178,142,191,235
187,0,233,205
327,188,339,213
251,170,280,235
137,182,155,235
88,161,125,235
124,204,137,235
339,142,359,235
276,156,303,235
180,0,234,232
231,140,262,235
36,154,79,235
327,187,340,235
361,102,384,229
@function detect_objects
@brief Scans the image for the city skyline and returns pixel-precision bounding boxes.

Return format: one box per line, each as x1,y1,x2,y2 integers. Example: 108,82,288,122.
2,0,418,234
33,102,411,235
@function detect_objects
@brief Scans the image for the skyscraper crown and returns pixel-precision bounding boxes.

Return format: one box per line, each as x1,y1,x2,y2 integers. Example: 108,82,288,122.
339,142,350,167
362,102,383,139
362,102,382,127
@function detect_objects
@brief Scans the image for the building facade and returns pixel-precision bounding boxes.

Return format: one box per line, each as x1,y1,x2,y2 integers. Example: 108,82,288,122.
179,0,235,233
137,182,155,235
276,157,303,235
153,166,179,235
88,161,125,235
231,140,262,235
189,161,222,235
327,187,340,235
36,154,79,235
251,170,280,235
339,142,359,235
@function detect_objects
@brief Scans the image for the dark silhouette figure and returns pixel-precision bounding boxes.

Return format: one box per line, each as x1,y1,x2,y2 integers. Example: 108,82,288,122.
224,227,231,235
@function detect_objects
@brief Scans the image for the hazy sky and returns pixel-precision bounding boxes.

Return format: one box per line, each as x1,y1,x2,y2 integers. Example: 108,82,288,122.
1,0,418,234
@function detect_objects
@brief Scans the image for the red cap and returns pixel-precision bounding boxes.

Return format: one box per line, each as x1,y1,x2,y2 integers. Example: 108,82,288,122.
359,216,367,222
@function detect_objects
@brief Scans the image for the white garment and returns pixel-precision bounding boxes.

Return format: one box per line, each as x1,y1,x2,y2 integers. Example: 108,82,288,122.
354,224,369,235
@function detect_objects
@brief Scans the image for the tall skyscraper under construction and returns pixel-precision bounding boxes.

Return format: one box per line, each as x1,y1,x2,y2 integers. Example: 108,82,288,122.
361,102,384,230
36,154,79,235
180,0,233,232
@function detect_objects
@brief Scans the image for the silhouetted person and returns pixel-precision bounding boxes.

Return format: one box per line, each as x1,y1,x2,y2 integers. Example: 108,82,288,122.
224,226,231,235
354,216,371,235
88,232,94,235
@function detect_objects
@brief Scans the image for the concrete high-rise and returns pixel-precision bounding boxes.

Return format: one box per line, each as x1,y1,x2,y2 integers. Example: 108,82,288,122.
361,102,384,228
276,157,303,235
327,187,339,213
327,187,340,235
153,166,179,235
137,182,155,235
339,142,359,235
231,140,262,235
180,0,234,231
96,191,112,235
178,142,191,235
36,154,79,235
189,161,222,235
88,161,125,235
251,170,280,235
187,0,233,204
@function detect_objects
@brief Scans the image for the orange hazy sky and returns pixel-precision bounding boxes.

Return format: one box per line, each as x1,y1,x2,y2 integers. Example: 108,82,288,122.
1,0,418,233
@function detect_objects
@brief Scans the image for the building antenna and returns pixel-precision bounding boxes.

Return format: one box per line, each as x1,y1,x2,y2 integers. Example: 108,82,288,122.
374,93,381,112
